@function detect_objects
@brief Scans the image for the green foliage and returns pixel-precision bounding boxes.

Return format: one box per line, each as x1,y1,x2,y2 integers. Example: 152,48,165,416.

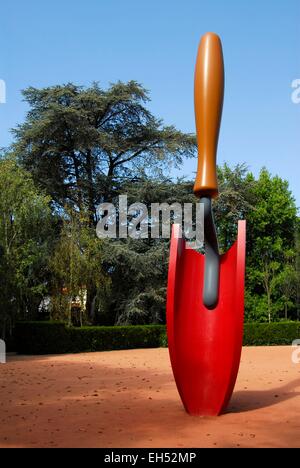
275,264,298,320
100,176,198,325
15,321,166,354
14,321,300,354
2,154,298,327
13,82,196,321
243,322,300,346
101,238,168,325
246,168,298,322
245,291,271,323
50,209,110,325
14,82,196,220
16,322,72,354
108,166,299,325
0,157,54,339
2,81,299,327
214,163,255,252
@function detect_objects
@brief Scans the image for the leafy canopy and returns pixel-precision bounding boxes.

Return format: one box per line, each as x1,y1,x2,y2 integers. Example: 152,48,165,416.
14,82,196,221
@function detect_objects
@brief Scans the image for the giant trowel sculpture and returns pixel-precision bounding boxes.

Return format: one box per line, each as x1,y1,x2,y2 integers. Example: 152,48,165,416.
167,33,246,416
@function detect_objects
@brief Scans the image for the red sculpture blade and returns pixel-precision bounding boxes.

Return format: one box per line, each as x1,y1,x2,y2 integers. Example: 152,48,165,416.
167,220,246,416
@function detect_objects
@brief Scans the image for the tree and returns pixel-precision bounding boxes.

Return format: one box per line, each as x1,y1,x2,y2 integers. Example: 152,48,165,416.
97,166,299,325
276,264,297,320
209,165,298,322
246,169,297,322
95,173,202,325
0,156,54,338
13,82,196,224
295,221,300,321
7,78,299,326
12,82,196,320
213,163,255,252
50,210,110,326
260,260,280,323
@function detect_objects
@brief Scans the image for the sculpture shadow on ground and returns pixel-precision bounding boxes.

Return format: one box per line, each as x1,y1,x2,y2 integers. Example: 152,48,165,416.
227,378,300,413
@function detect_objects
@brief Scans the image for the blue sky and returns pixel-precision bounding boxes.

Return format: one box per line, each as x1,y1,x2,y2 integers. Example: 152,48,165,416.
1,0,299,205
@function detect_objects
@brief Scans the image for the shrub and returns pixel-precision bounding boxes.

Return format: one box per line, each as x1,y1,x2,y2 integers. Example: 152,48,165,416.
15,322,166,355
14,321,300,354
15,322,72,354
243,322,300,346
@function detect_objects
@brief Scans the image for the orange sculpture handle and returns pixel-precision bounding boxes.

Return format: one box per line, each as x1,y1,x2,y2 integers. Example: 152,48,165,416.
193,32,224,199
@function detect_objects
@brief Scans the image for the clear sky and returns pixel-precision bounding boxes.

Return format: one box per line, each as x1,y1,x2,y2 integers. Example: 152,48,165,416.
1,0,299,205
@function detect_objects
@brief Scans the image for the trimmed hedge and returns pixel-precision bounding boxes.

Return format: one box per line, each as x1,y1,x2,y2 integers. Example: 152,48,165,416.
15,322,167,355
14,321,300,355
243,322,300,346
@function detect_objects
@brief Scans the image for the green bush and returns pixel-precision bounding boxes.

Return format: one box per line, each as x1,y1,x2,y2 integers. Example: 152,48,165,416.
15,322,166,355
14,321,300,355
243,322,300,346
15,322,72,354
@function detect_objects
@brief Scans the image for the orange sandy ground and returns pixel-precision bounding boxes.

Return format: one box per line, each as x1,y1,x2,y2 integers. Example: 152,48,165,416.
0,346,300,448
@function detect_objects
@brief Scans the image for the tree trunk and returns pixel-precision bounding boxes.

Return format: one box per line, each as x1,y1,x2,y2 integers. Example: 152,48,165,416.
68,297,72,327
267,291,271,323
72,153,83,212
285,303,288,321
86,286,97,324
85,150,96,226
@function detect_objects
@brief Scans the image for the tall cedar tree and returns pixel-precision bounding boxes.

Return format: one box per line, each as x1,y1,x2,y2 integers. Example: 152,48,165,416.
13,82,196,224
12,82,196,320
